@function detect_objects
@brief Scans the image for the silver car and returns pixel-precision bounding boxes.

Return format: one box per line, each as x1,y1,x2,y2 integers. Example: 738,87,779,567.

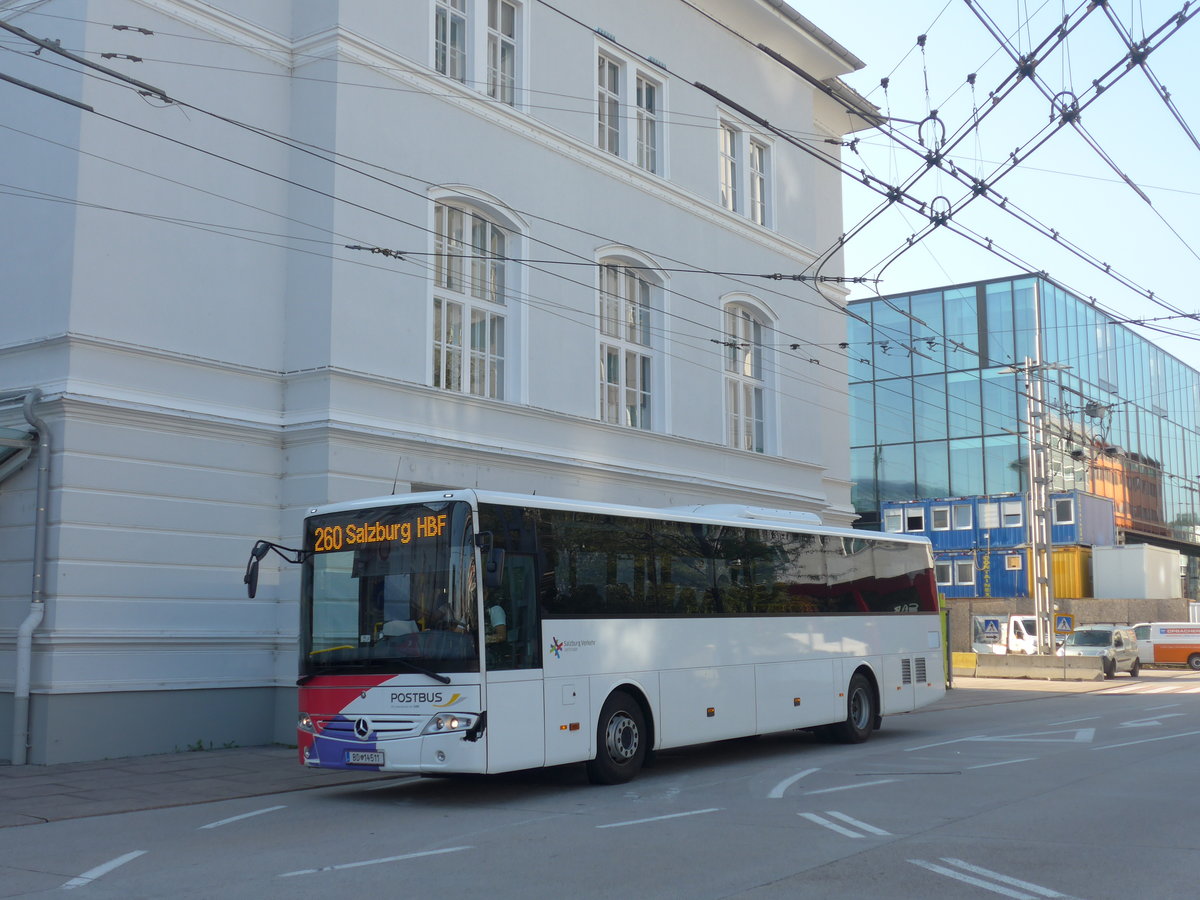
1058,625,1140,678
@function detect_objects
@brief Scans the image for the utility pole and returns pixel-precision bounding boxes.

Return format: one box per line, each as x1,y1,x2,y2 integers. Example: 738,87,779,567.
1010,282,1065,654
1021,357,1055,654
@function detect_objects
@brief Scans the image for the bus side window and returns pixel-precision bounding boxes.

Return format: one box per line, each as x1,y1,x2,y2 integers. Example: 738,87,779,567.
487,553,538,670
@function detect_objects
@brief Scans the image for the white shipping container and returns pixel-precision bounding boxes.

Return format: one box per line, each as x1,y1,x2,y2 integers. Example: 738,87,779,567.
1092,545,1183,600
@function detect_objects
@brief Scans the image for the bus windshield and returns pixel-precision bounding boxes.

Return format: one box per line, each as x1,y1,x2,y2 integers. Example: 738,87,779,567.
300,500,479,677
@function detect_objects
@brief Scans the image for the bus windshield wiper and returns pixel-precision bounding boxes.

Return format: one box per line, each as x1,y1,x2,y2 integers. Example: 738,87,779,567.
397,659,452,685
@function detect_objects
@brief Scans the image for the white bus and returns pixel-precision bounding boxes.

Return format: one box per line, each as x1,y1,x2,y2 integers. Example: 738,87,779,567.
245,490,945,784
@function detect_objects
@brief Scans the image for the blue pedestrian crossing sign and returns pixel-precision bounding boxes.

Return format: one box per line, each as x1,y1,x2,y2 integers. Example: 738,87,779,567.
1055,614,1074,635
981,618,1002,642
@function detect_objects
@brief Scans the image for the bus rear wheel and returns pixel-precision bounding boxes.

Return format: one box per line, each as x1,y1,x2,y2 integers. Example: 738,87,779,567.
829,672,875,744
586,691,646,785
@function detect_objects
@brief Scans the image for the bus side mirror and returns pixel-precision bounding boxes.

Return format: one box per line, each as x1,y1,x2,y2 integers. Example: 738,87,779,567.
244,541,270,599
475,532,506,588
485,548,506,589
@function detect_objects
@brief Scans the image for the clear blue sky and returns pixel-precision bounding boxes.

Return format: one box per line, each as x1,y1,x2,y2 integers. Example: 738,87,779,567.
795,1,1200,364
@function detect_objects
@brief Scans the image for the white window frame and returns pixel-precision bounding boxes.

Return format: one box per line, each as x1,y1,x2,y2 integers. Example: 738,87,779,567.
1052,497,1075,525
931,506,951,531
595,43,667,175
953,503,973,530
435,0,468,83
431,199,517,400
635,73,662,174
905,508,925,532
979,502,1000,529
717,113,772,226
935,562,953,586
486,0,518,104
748,138,768,225
719,121,739,212
883,509,904,534
1001,500,1024,528
598,257,660,430
724,301,770,453
954,559,976,585
597,52,621,156
433,0,526,108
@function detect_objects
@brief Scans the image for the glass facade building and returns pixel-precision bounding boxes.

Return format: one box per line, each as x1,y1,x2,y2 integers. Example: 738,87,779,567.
848,274,1200,598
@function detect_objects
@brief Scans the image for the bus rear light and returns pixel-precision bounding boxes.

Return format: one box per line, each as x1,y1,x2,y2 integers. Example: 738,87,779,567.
706,708,715,718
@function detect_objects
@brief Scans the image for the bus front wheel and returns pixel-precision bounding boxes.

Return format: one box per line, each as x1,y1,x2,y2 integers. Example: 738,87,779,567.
829,672,875,744
586,691,647,785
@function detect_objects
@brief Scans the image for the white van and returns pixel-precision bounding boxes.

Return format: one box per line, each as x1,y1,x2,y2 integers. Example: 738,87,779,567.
972,615,1038,655
1058,624,1140,678
1132,623,1200,669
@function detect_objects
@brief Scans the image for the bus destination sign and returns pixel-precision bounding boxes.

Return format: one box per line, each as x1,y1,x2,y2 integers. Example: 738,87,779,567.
311,512,448,552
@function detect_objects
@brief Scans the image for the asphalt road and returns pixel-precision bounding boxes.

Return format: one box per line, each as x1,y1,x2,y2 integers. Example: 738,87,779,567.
4,669,1200,899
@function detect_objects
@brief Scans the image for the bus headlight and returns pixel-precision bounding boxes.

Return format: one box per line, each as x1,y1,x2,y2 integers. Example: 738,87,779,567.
298,712,314,732
422,714,477,735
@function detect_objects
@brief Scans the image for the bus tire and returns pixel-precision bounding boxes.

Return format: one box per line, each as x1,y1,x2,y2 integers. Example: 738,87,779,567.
1189,654,1200,671
586,691,647,785
829,672,875,744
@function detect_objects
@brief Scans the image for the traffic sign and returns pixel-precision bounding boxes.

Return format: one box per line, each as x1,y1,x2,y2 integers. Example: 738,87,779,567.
980,618,1001,643
1054,614,1074,635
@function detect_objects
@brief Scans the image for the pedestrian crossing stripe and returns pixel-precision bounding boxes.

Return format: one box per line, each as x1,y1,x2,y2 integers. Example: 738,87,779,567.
1097,684,1200,694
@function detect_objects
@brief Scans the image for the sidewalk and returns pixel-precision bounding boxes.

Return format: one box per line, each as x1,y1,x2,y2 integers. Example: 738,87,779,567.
0,677,1108,829
0,745,400,828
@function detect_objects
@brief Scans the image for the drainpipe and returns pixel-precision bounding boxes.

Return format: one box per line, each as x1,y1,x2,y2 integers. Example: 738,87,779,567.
12,389,48,766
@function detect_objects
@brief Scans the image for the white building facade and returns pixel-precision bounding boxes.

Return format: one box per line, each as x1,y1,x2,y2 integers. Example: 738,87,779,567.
0,0,870,763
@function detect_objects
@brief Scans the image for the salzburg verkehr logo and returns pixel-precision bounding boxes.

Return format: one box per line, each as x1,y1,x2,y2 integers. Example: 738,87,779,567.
549,637,565,659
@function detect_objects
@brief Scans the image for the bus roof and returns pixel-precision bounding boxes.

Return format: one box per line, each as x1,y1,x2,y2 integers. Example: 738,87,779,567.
307,489,931,548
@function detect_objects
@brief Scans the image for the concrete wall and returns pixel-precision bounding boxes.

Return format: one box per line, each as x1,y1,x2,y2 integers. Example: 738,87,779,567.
946,596,1190,653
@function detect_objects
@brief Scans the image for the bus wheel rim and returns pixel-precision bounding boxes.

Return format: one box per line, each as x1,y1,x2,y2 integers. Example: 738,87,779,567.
849,688,870,729
605,712,639,761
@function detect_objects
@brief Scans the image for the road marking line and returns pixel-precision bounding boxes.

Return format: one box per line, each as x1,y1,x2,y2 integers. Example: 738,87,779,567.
62,851,146,890
1119,713,1186,728
799,812,863,838
1141,686,1180,693
1145,703,1181,710
909,859,1036,899
280,846,471,877
200,805,286,829
1097,684,1143,693
804,778,896,795
1094,729,1200,751
768,768,819,798
905,735,987,751
826,811,890,835
1047,716,1100,725
967,757,1037,770
940,857,1077,898
596,808,721,829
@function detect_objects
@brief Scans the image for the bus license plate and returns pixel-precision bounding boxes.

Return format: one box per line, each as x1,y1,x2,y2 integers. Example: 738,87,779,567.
345,750,384,765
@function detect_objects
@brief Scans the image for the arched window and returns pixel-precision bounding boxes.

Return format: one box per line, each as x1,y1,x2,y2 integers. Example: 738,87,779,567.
725,301,769,452
598,255,661,430
432,200,513,399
